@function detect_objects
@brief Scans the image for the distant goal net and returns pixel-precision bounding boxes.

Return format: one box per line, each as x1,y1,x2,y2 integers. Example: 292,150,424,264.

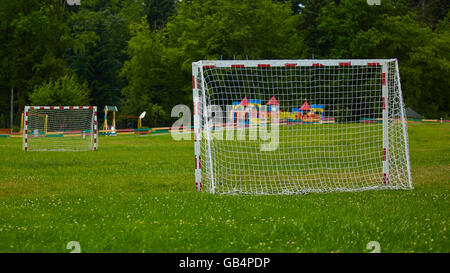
193,59,412,194
23,106,98,151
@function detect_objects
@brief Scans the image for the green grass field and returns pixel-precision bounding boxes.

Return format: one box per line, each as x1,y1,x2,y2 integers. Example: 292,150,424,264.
0,123,448,253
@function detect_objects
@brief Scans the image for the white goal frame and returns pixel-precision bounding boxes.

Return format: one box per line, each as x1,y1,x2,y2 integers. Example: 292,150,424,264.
193,59,412,194
23,106,98,151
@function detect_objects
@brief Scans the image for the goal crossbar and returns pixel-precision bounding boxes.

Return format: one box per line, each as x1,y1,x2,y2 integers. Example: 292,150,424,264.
193,59,397,68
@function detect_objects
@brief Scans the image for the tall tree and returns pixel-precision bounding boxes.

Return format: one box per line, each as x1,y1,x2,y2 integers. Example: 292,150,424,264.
29,74,90,106
120,19,170,126
66,6,129,109
315,0,449,117
408,0,450,27
120,0,306,126
0,0,72,128
297,0,334,57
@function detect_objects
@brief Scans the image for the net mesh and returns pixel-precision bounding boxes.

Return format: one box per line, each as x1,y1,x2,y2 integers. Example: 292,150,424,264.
194,60,412,194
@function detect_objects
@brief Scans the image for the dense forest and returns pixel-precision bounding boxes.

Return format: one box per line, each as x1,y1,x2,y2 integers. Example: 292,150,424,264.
0,0,448,129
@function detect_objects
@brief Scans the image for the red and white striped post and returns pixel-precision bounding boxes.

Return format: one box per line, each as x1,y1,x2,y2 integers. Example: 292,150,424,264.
22,106,29,151
93,106,98,151
382,64,389,185
192,64,202,191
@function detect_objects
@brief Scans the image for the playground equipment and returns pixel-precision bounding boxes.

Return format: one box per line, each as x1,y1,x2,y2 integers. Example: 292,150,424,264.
102,106,118,135
311,104,325,122
138,111,146,129
20,112,48,134
116,111,146,129
230,97,325,126
230,97,261,127
292,101,324,123
101,106,147,135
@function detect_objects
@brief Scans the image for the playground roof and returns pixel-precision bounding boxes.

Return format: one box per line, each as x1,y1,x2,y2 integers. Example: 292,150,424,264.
311,104,324,109
299,101,311,111
266,96,279,105
249,99,261,104
406,107,424,119
104,106,118,112
240,97,249,106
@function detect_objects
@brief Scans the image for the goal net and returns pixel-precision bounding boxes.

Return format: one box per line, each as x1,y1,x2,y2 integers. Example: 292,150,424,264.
23,106,98,151
193,59,412,194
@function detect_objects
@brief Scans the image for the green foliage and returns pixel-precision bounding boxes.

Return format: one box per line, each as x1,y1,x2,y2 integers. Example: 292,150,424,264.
67,4,129,109
166,0,305,65
386,14,450,118
315,0,450,118
120,0,305,126
29,74,90,106
120,19,170,126
0,0,72,126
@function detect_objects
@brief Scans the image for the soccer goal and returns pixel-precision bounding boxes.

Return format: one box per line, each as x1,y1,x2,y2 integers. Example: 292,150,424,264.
193,59,412,194
23,106,98,151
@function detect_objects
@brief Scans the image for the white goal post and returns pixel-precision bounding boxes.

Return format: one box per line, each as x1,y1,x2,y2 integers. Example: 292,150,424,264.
23,106,98,151
193,59,412,194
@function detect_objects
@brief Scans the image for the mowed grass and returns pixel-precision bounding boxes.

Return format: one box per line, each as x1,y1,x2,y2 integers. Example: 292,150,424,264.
0,124,448,253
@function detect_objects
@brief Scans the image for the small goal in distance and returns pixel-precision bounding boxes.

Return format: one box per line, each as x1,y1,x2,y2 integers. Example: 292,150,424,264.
23,106,98,151
193,59,412,195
